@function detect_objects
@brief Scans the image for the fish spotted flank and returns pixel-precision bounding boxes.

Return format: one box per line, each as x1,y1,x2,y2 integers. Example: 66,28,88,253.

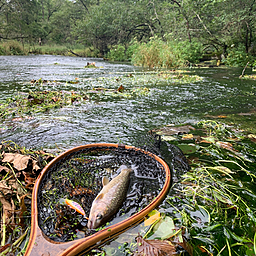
87,165,132,229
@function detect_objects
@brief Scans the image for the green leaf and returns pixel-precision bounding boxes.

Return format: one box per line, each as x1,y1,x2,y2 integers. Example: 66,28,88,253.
208,166,234,178
201,136,216,143
193,236,215,244
177,144,197,154
224,228,251,243
213,191,233,205
161,135,177,141
254,232,256,255
151,216,176,240
204,223,222,232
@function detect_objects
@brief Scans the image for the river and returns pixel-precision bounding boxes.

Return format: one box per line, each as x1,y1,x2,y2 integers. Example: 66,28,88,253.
0,55,255,151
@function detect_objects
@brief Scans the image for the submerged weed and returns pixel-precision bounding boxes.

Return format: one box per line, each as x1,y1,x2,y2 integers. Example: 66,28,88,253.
0,72,203,121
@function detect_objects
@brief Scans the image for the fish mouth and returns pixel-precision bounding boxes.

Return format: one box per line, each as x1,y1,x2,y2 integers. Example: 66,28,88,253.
87,218,97,230
87,220,93,229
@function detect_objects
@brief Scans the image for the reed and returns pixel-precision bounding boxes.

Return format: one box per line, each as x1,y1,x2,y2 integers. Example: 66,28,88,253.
131,37,202,68
0,40,26,55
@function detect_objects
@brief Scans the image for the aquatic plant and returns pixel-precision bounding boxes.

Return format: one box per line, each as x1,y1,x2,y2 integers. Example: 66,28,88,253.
0,72,203,120
0,90,86,120
1,120,256,255
162,121,256,255
240,74,256,80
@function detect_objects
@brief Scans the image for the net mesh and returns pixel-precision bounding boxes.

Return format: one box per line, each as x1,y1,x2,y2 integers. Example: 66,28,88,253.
37,145,167,242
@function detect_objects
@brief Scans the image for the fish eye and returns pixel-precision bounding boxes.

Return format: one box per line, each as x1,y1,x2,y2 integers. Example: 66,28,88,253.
96,213,103,220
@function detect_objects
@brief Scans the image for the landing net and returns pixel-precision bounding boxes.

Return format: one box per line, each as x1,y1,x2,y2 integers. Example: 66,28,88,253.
37,145,167,242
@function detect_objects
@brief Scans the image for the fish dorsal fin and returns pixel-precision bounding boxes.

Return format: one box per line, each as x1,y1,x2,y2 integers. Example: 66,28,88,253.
102,176,109,186
95,193,104,201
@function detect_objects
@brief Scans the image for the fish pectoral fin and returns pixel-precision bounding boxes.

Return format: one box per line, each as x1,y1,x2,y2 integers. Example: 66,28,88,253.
102,176,110,186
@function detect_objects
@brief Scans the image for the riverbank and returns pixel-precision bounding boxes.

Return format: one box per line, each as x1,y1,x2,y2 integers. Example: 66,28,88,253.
0,41,98,57
1,40,256,71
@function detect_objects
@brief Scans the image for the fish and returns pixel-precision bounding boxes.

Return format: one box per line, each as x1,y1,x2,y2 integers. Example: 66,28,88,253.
87,165,132,229
59,198,86,216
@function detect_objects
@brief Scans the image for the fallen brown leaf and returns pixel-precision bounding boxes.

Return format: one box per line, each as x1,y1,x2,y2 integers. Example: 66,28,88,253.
248,134,256,143
0,179,26,196
134,236,176,256
22,171,36,190
0,179,17,195
2,152,40,172
0,244,11,253
0,165,11,173
117,85,124,93
182,134,194,140
216,141,235,152
0,195,13,219
2,153,31,171
17,194,28,229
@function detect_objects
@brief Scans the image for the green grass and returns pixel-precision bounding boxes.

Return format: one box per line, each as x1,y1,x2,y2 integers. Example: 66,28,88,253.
0,41,99,57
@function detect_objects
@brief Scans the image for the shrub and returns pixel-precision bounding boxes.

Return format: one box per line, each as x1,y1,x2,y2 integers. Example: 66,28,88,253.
126,40,139,61
2,40,24,55
253,60,256,70
178,41,203,64
30,47,43,54
131,37,203,68
0,45,6,55
224,44,255,67
106,44,127,61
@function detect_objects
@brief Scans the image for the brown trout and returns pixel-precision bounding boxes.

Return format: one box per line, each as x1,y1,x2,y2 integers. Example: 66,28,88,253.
87,165,132,229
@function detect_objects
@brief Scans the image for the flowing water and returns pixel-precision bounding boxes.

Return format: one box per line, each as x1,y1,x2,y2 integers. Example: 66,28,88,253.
1,55,255,152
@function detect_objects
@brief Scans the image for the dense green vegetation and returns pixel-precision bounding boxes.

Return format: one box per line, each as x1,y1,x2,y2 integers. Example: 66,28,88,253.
0,0,256,67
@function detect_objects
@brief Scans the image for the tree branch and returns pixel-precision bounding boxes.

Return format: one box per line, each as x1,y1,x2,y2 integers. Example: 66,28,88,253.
79,0,89,13
0,1,6,11
148,0,164,38
170,0,191,42
194,12,212,36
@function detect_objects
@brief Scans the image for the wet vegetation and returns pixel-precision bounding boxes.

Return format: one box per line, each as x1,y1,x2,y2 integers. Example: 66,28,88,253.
240,74,256,80
0,141,55,255
93,120,256,255
0,71,202,120
163,121,256,256
0,55,256,254
0,0,256,254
